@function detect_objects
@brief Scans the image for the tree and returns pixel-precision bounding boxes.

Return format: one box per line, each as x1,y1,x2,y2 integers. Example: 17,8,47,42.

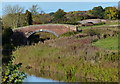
32,14,52,24
2,28,14,62
90,6,104,19
3,5,24,15
2,28,26,84
104,7,118,20
0,17,2,28
2,28,13,45
53,9,66,23
49,12,55,16
29,4,41,15
2,5,25,28
54,9,66,20
25,10,33,25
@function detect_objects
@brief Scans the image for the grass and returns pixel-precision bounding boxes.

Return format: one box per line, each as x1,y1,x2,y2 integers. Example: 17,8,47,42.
13,36,119,82
92,37,118,50
35,32,57,39
78,21,119,30
12,23,119,82
60,31,80,37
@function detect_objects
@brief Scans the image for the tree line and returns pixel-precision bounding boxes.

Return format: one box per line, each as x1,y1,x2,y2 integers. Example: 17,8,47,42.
1,5,119,29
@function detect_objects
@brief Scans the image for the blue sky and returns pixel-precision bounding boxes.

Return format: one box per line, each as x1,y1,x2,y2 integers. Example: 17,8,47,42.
2,0,120,2
1,2,118,16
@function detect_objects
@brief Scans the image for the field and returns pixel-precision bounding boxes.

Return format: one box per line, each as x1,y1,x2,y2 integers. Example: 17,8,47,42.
13,23,119,82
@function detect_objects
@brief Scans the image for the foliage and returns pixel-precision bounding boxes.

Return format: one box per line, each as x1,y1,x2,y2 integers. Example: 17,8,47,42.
85,29,100,36
2,28,14,63
104,7,118,20
3,13,28,28
49,12,55,16
2,28,13,45
89,6,104,19
0,18,2,27
25,10,33,25
2,5,118,29
60,31,79,37
2,5,25,28
65,13,85,23
94,22,105,25
32,14,52,24
64,66,76,82
1,4,119,82
13,35,119,82
53,9,66,23
54,9,66,19
65,12,96,24
2,27,27,84
11,31,27,46
2,62,27,84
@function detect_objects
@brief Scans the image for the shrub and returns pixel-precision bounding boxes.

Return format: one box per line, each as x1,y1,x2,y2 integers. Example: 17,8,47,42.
95,22,106,25
61,31,79,37
86,29,100,36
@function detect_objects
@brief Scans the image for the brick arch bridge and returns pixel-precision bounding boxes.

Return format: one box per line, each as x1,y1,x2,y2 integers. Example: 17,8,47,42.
13,24,77,38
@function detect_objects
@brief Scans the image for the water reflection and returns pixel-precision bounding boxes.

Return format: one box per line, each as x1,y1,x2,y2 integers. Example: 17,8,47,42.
23,74,59,82
21,69,95,82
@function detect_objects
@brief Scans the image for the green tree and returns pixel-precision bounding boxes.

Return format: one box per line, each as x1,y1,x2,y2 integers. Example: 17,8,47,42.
90,6,104,19
53,9,66,23
2,28,14,64
2,28,27,84
2,28,13,45
25,10,33,25
104,7,118,20
32,14,52,24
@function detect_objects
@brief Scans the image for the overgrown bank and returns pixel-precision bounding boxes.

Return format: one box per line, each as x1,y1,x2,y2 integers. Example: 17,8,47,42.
13,29,119,82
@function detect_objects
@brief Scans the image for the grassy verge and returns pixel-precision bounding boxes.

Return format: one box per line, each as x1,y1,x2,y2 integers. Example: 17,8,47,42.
92,37,118,50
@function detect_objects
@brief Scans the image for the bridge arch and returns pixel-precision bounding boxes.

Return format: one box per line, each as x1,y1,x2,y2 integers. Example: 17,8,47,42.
26,29,59,38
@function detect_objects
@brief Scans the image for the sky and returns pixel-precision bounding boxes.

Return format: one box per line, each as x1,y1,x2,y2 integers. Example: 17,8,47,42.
0,1,119,16
1,0,120,2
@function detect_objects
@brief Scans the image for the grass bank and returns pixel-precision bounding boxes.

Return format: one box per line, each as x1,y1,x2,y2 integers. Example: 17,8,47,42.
13,35,119,82
13,23,119,82
92,37,118,50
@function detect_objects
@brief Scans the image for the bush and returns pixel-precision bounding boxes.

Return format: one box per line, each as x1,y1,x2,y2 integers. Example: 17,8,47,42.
2,62,27,83
95,22,106,25
60,31,79,37
86,29,100,36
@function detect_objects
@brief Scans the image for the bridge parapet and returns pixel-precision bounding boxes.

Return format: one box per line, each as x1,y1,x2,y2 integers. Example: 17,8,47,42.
13,24,77,38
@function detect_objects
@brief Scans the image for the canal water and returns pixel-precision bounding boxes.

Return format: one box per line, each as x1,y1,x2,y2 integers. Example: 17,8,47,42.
23,74,59,82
